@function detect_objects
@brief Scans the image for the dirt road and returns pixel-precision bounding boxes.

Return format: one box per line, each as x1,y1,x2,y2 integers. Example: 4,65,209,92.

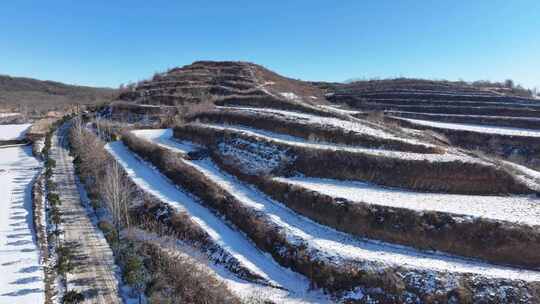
51,125,121,303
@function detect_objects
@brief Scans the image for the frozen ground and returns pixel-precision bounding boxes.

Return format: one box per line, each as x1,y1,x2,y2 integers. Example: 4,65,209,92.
0,146,44,304
140,129,540,282
275,176,540,226
0,124,31,141
396,117,540,137
105,141,329,303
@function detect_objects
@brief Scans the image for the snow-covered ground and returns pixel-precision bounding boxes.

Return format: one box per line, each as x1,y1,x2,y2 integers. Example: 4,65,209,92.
138,129,540,282
0,146,44,303
317,104,361,115
0,124,31,141
105,141,329,303
275,176,540,226
389,111,540,122
396,117,540,138
218,106,434,149
280,92,301,101
131,129,200,153
0,113,21,118
192,122,486,164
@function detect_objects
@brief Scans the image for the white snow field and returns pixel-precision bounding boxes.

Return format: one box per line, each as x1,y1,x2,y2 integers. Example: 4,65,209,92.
274,177,540,226
190,122,488,164
105,141,329,304
0,146,44,304
396,117,540,138
0,124,31,141
136,129,540,282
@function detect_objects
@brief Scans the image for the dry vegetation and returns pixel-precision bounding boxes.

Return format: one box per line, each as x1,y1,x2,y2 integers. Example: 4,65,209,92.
121,133,540,302
221,165,540,268
173,123,531,195
189,109,437,153
68,122,243,303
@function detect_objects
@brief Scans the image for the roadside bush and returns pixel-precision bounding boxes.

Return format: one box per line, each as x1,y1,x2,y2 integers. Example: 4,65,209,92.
56,246,75,276
98,220,118,246
62,290,85,304
138,242,240,304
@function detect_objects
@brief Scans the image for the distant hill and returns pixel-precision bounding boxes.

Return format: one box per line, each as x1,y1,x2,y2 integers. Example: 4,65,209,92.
322,77,533,98
0,75,117,109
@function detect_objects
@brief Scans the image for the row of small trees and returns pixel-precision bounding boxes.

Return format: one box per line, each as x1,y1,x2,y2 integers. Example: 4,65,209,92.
70,117,148,303
41,121,83,304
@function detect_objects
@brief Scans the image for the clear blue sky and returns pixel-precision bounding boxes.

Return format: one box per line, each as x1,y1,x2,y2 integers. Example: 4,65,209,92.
1,1,539,89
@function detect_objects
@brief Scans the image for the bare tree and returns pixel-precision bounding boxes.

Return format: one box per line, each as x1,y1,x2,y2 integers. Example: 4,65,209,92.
102,162,135,239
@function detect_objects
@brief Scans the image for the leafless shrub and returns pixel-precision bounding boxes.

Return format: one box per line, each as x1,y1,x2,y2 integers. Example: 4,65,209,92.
102,162,136,235
138,242,240,304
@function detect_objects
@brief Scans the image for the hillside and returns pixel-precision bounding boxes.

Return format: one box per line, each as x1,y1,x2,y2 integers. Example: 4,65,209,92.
69,61,540,303
0,74,116,109
111,61,333,123
316,78,540,169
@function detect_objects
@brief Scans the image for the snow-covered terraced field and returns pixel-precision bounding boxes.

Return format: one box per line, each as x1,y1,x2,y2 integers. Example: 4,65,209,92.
105,141,329,303
191,122,484,163
219,106,434,148
390,111,540,121
135,129,540,282
0,146,43,303
397,117,540,137
274,176,540,227
0,124,31,141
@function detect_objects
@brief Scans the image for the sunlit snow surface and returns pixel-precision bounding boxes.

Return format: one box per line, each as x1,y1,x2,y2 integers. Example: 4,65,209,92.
0,146,44,303
397,117,540,137
275,176,540,226
0,124,31,141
